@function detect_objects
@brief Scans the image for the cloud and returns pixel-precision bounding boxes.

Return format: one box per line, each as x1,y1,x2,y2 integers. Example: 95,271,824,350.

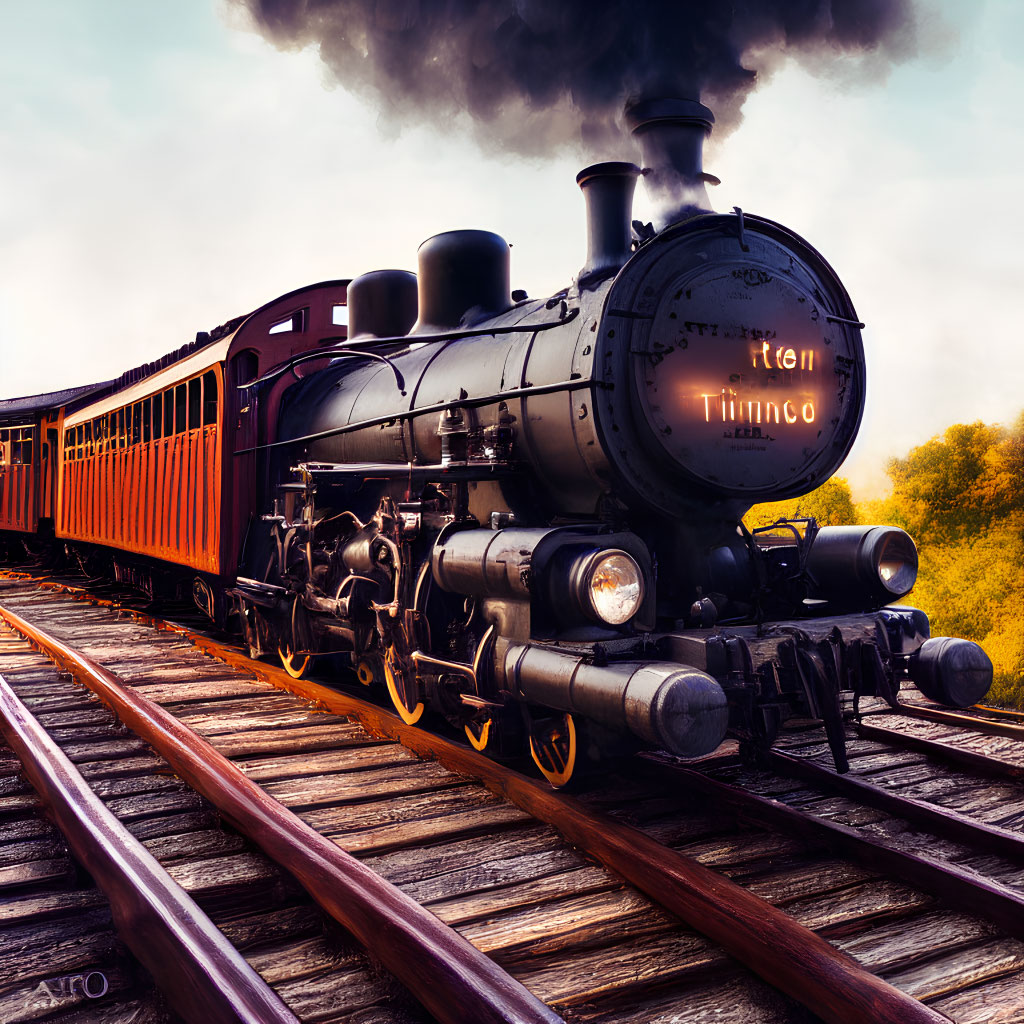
233,0,921,155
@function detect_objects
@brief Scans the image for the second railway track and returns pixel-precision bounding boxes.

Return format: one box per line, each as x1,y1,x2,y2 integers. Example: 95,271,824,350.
1,569,1023,1023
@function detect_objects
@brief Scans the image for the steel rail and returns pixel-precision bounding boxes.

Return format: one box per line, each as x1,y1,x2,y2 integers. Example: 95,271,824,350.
767,748,1024,864
0,670,300,1024
0,578,962,1021
869,701,1024,742
641,753,1024,942
0,603,561,1024
857,719,1024,780
79,609,960,1024
974,703,1024,722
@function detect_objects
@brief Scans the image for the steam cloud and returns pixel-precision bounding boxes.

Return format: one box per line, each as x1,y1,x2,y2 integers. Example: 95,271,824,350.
235,0,919,155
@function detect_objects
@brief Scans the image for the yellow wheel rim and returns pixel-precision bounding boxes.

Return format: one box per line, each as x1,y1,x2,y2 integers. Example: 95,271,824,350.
384,655,424,725
278,645,312,679
464,718,492,752
529,714,577,788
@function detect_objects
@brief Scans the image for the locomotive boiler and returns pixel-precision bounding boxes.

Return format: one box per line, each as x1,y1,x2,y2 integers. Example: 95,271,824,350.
229,98,993,785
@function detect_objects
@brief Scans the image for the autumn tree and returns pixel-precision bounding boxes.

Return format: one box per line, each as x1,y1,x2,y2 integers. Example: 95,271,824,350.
877,417,1024,543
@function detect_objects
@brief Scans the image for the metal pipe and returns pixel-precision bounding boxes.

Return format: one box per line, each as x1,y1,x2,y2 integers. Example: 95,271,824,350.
626,97,718,229
501,641,728,757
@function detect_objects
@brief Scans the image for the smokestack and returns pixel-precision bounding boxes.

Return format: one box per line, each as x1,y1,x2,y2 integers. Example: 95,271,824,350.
576,161,640,286
626,98,720,230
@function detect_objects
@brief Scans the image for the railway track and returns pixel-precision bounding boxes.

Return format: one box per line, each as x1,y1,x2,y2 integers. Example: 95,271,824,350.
0,569,1022,1022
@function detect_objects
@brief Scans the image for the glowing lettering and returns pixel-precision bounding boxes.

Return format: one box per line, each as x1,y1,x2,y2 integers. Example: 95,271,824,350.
751,345,818,371
701,392,814,427
702,342,822,430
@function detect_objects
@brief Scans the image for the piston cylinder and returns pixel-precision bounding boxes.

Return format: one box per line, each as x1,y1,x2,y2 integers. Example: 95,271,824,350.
432,527,548,600
502,642,728,757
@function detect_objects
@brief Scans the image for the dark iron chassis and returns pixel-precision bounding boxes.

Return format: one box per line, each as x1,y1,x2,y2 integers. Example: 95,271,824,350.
211,453,986,790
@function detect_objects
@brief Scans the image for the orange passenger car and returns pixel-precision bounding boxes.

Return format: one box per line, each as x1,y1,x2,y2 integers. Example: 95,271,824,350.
0,424,36,534
54,280,349,590
61,355,225,574
0,385,109,540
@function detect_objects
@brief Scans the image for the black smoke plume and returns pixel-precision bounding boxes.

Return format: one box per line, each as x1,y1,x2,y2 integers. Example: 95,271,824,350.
234,0,919,155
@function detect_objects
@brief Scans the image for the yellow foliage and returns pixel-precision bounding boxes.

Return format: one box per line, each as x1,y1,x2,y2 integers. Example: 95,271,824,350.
744,477,857,531
866,415,1024,705
905,523,1024,694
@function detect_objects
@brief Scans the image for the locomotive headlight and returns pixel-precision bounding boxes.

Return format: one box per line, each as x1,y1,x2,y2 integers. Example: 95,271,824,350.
876,531,918,597
576,550,644,625
805,526,918,610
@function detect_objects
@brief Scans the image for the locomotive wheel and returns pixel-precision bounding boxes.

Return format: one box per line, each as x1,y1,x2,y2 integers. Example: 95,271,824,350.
464,717,492,751
528,712,578,789
384,648,424,725
355,656,381,686
278,644,312,679
278,595,314,679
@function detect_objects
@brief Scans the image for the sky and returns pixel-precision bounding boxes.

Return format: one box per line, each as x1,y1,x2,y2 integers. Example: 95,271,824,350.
0,0,1021,500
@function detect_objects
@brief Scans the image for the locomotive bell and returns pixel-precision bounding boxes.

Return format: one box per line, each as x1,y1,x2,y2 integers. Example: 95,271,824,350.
626,97,719,230
412,229,513,333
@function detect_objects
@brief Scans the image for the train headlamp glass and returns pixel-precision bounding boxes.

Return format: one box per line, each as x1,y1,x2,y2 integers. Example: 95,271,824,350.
875,531,917,597
579,550,644,625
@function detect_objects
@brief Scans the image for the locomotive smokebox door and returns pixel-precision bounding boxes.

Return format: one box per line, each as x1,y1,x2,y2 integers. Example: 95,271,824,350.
592,215,866,514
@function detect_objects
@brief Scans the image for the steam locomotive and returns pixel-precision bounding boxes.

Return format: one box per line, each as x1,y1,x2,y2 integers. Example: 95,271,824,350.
0,99,992,785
